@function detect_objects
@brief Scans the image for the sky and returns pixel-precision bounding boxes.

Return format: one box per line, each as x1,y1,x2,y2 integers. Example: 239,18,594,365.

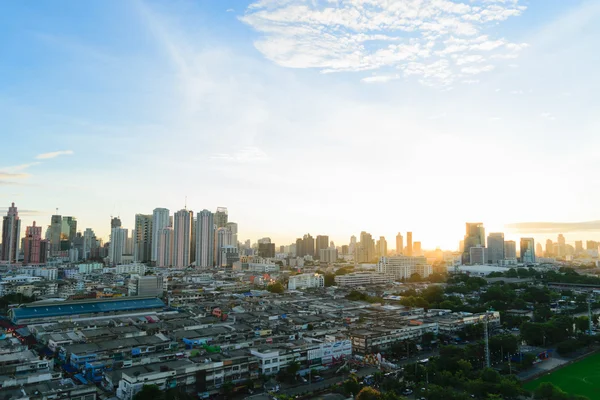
1,0,600,250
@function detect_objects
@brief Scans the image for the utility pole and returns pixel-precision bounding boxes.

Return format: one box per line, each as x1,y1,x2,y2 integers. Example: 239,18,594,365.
484,313,490,368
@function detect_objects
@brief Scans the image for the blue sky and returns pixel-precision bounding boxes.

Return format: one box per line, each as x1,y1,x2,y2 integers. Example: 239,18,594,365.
1,0,599,250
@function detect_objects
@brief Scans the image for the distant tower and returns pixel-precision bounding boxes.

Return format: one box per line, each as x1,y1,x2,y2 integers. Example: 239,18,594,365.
406,232,413,256
396,233,403,255
1,203,21,263
196,210,214,268
173,209,192,268
215,207,228,228
152,208,170,262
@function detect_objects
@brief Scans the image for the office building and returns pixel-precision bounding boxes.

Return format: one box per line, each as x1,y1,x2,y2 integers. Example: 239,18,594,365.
151,208,170,262
504,240,517,260
190,211,196,264
315,235,329,260
545,239,553,257
220,245,239,267
215,207,228,228
226,222,238,247
464,222,485,263
288,273,325,290
61,216,77,244
258,242,275,258
1,202,21,263
396,233,403,255
111,216,122,229
356,231,375,263
128,275,164,297
82,229,96,260
377,256,432,279
157,227,174,267
173,209,192,268
406,232,413,256
376,236,388,258
216,227,233,266
319,248,337,263
23,221,48,265
487,232,504,264
575,241,583,253
413,241,422,257
520,238,536,263
341,245,349,255
557,234,566,257
334,272,392,286
469,245,486,265
109,227,128,265
134,214,153,263
303,234,315,258
196,210,214,268
49,214,62,253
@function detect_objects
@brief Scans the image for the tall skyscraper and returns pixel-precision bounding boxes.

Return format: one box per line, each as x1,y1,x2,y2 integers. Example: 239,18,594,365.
215,207,228,228
487,233,505,264
216,227,233,266
83,228,96,260
406,232,413,256
190,211,196,264
134,214,153,263
226,222,238,247
196,210,214,268
49,214,62,253
545,239,553,257
356,231,375,263
377,236,388,258
315,235,329,260
173,209,192,268
111,217,122,229
151,208,170,262
396,233,403,255
109,227,127,265
557,234,566,257
1,203,21,263
464,223,485,263
520,238,536,263
536,242,544,258
157,227,174,268
303,233,315,258
23,221,47,265
413,241,422,257
504,240,517,260
296,238,304,257
575,240,583,253
258,242,275,258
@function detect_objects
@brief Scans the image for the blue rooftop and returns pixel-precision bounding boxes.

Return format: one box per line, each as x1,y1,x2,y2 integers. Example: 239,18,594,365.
10,297,165,323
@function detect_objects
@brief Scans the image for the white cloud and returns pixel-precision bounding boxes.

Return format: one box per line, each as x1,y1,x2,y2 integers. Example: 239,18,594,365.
36,150,74,160
0,172,29,179
210,147,270,163
241,0,528,86
461,65,494,74
361,74,400,83
540,112,556,121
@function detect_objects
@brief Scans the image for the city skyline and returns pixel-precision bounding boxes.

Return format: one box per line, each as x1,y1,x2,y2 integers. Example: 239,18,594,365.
1,1,599,250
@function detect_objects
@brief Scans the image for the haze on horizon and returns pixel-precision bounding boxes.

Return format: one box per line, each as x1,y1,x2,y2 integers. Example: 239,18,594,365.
1,0,599,250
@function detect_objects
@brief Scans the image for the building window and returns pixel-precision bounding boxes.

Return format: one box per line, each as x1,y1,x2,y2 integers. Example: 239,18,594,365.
264,359,270,365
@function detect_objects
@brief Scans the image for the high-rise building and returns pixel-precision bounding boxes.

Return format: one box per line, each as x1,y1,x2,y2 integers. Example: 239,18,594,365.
215,207,228,228
545,239,553,257
216,227,233,266
157,227,174,268
315,235,329,260
173,209,192,268
395,233,403,255
128,275,164,297
134,214,153,263
296,238,304,257
302,234,315,258
196,210,214,268
557,234,566,257
536,242,544,258
111,217,122,229
376,236,388,258
413,241,422,257
406,232,413,256
151,208,170,262
61,216,77,243
520,238,535,263
320,248,338,263
349,235,357,257
341,245,349,255
487,233,504,264
587,241,599,250
1,203,21,263
23,221,47,265
356,231,375,263
575,241,583,253
469,245,486,265
49,214,62,253
464,223,485,263
190,211,196,264
378,256,432,279
258,242,275,258
226,222,238,248
504,240,517,260
83,228,96,260
109,227,128,265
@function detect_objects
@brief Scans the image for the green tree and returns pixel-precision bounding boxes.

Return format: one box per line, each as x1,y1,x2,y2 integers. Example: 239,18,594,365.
267,282,285,294
324,273,335,287
133,385,163,400
356,387,382,400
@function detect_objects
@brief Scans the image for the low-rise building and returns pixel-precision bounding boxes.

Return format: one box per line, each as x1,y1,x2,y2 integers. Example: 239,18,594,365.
334,272,392,287
288,273,325,290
